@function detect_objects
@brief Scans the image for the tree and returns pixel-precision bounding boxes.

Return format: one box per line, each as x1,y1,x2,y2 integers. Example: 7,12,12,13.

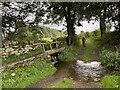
106,25,112,32
44,2,88,46
85,32,90,38
93,29,100,37
80,30,85,37
1,2,45,40
84,2,119,36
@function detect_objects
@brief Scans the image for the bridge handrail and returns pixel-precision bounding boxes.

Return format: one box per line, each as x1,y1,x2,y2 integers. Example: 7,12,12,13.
33,41,61,46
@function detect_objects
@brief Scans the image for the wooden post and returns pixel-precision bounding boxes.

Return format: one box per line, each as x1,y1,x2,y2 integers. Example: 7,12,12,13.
115,45,119,58
56,43,58,48
42,44,45,52
39,44,42,48
49,44,52,50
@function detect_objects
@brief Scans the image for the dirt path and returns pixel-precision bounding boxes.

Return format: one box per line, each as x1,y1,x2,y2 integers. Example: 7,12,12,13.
27,42,101,88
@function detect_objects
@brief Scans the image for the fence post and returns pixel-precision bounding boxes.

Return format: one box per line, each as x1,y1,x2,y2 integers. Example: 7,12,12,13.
115,45,119,58
50,44,52,50
42,44,45,52
56,43,58,48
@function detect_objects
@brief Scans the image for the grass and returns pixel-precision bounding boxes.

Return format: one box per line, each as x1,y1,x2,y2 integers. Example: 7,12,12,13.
101,75,120,88
3,47,43,65
0,70,1,90
2,60,56,88
80,38,94,62
58,45,80,62
49,78,72,88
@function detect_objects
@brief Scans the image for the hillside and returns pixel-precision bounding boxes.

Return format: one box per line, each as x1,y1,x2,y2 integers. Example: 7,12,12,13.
38,26,65,38
4,25,65,42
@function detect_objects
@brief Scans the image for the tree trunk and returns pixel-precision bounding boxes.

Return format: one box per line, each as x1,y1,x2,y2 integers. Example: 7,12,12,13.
66,19,75,46
100,15,106,37
65,5,77,46
118,2,120,32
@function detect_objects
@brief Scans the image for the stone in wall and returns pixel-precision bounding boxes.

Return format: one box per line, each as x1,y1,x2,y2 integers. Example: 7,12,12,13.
12,45,19,49
16,52,21,55
2,41,43,57
18,50,24,54
5,47,13,53
10,51,18,55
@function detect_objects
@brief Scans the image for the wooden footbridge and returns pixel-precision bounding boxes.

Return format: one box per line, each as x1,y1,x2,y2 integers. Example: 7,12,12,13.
0,41,65,71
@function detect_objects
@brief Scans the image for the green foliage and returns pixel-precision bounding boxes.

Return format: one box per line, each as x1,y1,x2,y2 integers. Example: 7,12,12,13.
92,29,101,37
99,31,120,47
80,30,85,37
50,78,72,88
3,47,43,64
85,32,90,38
106,25,112,32
100,48,120,71
80,29,100,38
101,75,120,88
5,25,65,42
94,31,120,53
39,26,65,39
58,46,80,62
2,60,56,88
40,38,53,43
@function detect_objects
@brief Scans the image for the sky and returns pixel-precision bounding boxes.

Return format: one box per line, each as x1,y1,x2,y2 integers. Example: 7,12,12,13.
39,20,100,34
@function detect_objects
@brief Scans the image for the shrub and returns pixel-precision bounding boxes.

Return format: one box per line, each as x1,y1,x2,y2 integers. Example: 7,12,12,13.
100,48,120,71
58,46,79,62
100,31,120,46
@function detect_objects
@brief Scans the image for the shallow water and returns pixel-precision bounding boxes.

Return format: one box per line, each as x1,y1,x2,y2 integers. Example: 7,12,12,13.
72,60,106,82
55,60,106,82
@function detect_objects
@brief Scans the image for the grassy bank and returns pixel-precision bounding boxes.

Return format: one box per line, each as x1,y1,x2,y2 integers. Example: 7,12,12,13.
58,45,80,62
101,75,120,88
2,60,56,88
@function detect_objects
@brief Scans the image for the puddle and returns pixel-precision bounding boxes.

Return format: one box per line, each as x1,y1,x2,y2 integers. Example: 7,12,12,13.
72,60,106,82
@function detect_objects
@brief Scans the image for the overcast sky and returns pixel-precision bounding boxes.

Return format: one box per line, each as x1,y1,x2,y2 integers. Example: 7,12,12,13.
39,20,100,34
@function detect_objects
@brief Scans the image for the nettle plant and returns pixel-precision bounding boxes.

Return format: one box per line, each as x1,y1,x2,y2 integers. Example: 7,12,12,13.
100,48,120,71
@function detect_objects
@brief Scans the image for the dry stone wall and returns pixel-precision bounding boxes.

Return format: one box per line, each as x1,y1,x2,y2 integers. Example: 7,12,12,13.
2,41,40,58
